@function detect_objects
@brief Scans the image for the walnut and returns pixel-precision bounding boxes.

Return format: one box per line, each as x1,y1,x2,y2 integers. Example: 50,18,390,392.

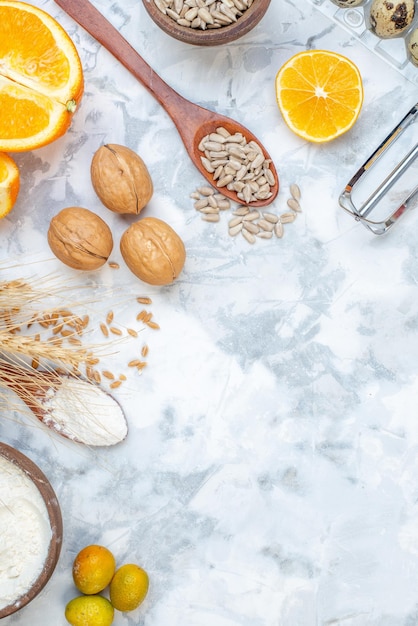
47,207,113,270
120,217,186,285
91,144,153,215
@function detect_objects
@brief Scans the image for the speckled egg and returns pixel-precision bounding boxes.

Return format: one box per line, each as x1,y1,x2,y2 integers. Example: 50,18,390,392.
407,27,418,65
330,0,365,7
369,0,415,38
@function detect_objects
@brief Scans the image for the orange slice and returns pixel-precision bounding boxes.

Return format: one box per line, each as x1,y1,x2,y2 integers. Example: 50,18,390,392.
0,1,84,152
275,50,364,143
0,153,20,218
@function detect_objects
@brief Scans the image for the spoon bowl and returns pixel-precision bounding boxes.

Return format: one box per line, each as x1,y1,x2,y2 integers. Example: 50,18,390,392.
0,362,128,446
54,0,279,207
191,115,278,207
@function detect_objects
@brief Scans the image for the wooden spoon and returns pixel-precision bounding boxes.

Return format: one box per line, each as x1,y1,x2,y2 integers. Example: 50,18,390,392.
54,0,279,208
0,362,128,446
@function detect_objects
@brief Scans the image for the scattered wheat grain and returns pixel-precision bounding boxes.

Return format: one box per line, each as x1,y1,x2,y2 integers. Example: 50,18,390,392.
100,323,109,337
137,297,153,305
102,370,115,380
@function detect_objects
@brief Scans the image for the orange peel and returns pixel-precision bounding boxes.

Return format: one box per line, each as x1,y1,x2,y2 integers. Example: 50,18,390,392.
0,1,84,152
0,153,20,218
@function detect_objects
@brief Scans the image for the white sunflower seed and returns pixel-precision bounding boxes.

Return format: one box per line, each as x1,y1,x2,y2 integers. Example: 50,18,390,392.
290,183,301,201
200,207,219,214
243,221,259,234
202,213,220,222
287,197,301,212
216,127,230,137
217,175,234,187
208,195,218,208
198,186,215,196
233,206,250,216
184,6,198,19
280,212,296,224
275,221,284,238
194,198,209,210
242,229,256,244
229,223,243,236
262,212,278,223
209,133,227,143
229,216,243,228
258,219,275,232
201,157,215,173
243,210,260,221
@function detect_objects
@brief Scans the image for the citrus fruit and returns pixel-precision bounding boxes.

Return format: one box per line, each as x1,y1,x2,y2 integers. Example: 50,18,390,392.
275,50,363,143
65,595,114,626
0,153,20,218
109,564,149,612
73,545,116,595
0,1,84,152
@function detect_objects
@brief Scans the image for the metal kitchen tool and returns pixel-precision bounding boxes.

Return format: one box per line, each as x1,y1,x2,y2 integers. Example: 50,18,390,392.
339,102,418,235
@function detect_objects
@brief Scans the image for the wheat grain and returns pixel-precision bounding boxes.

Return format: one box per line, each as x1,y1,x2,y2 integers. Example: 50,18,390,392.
136,297,153,305
102,371,115,380
100,323,109,337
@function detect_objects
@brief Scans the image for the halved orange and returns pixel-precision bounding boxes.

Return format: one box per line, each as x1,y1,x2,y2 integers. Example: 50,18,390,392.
0,152,20,218
275,50,364,143
0,1,84,152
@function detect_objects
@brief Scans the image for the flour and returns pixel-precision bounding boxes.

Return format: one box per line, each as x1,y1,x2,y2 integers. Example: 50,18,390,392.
43,378,128,446
0,455,51,611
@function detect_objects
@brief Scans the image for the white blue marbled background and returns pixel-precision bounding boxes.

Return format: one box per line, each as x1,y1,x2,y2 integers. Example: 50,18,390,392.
2,0,418,624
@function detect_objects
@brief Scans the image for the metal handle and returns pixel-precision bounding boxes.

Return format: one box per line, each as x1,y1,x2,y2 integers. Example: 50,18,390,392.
339,102,418,235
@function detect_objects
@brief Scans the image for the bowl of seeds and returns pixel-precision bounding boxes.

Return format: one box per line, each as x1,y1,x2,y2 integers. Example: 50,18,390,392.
142,0,272,46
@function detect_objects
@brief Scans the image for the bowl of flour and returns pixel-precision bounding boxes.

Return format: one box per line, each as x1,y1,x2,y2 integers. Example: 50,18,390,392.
0,443,63,618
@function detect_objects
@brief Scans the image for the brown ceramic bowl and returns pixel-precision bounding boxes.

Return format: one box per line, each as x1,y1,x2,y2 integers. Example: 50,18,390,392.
0,443,63,619
142,0,272,46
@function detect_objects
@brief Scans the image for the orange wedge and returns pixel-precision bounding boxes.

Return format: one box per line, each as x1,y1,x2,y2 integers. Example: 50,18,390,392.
275,50,364,143
0,153,20,218
0,1,84,152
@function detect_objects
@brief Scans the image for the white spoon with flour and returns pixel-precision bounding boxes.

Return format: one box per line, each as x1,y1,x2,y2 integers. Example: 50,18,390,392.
0,362,128,446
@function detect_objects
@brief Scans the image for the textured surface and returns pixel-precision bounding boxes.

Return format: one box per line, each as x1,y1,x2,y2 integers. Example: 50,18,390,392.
2,0,418,624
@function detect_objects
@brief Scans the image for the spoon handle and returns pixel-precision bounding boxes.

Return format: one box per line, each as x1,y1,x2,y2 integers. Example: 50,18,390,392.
54,0,197,128
54,0,280,207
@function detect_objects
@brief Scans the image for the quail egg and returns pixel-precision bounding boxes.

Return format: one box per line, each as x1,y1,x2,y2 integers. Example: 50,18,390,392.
330,0,365,7
407,27,418,65
369,0,415,38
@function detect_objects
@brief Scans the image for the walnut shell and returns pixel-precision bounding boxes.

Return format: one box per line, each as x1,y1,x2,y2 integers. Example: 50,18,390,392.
48,207,113,270
120,217,186,285
91,144,153,215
